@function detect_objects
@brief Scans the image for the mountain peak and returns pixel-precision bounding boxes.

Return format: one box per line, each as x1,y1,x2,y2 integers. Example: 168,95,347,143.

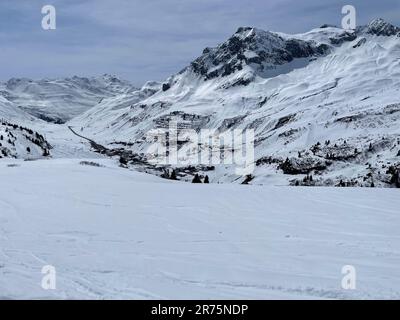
188,26,329,82
101,73,121,82
320,24,338,29
235,26,254,34
366,18,400,36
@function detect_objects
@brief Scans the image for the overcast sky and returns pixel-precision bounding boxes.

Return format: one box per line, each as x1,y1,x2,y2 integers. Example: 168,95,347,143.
0,0,399,86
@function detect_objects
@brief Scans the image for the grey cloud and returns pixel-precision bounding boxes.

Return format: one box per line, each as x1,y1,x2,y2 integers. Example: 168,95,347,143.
0,0,399,86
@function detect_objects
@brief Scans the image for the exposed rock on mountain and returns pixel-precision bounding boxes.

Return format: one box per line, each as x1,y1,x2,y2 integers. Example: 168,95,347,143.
188,27,330,80
363,18,400,36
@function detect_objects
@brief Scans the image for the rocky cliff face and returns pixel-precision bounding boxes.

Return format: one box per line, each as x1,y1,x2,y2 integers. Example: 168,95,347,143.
363,18,400,36
187,27,330,81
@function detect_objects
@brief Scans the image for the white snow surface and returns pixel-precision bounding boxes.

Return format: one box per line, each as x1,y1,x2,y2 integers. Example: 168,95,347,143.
0,158,399,299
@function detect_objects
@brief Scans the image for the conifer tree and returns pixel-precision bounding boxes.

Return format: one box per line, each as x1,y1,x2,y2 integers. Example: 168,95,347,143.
192,174,202,183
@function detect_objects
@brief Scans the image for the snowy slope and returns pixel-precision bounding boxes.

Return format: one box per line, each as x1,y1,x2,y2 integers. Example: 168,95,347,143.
0,121,52,159
0,95,36,122
0,74,136,124
0,158,399,299
71,19,400,187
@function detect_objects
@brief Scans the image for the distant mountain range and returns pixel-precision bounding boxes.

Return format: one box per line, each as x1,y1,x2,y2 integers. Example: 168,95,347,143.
0,74,136,123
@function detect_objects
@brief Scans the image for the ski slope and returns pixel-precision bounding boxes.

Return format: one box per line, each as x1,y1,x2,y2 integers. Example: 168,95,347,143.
0,158,399,299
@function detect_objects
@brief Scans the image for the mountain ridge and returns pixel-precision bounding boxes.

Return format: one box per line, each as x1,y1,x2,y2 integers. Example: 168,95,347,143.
0,74,136,123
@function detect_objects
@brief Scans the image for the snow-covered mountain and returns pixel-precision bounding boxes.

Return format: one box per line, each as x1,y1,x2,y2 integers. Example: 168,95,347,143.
69,18,400,187
0,74,136,124
0,120,52,159
0,95,36,122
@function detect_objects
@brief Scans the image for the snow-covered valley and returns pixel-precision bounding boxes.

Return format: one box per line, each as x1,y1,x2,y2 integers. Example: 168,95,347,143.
2,19,400,187
1,18,400,300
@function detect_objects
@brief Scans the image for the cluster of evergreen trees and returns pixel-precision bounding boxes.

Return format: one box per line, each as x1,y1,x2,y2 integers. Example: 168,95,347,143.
387,166,400,188
160,169,178,180
160,169,210,183
0,120,52,158
192,173,209,183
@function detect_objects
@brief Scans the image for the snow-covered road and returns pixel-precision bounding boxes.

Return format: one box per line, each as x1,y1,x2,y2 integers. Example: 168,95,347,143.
0,159,399,299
